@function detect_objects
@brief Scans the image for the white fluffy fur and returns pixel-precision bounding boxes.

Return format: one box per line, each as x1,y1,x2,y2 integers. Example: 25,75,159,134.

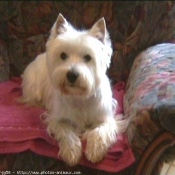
20,14,126,166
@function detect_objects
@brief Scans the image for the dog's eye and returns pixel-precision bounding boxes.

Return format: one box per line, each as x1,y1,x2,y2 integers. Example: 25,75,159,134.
60,52,68,60
84,54,91,62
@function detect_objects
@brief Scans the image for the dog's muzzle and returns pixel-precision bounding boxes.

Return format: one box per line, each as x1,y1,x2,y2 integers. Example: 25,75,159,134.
66,70,79,83
58,69,88,96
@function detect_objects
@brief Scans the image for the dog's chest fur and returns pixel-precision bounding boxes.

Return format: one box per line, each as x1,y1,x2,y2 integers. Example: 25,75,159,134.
54,90,105,130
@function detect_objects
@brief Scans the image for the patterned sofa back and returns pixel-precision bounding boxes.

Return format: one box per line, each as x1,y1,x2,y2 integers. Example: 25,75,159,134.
0,1,175,83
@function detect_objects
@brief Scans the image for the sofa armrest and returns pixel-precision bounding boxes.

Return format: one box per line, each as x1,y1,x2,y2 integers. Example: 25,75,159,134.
135,131,175,175
124,43,175,157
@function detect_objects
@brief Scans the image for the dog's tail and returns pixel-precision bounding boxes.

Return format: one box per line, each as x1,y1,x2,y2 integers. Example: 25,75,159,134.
114,113,130,134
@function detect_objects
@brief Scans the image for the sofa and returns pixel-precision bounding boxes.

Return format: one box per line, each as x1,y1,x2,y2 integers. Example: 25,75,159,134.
1,1,175,175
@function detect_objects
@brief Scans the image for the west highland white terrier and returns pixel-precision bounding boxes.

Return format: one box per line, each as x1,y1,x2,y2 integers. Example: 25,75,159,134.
20,14,125,166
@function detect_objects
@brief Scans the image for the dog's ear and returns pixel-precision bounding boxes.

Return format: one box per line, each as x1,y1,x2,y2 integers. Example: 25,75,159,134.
89,18,107,43
50,13,69,39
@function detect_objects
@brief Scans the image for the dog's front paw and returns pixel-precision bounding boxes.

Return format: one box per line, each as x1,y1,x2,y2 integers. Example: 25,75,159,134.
85,138,108,163
84,131,109,163
59,137,82,166
84,123,117,163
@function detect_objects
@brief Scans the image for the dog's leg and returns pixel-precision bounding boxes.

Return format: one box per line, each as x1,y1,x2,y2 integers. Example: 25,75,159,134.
46,119,82,166
84,117,117,163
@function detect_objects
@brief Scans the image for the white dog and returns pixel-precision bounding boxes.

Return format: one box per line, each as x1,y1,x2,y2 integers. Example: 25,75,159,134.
20,14,125,166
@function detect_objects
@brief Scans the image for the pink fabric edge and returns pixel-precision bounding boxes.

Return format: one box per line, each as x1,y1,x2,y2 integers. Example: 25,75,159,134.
0,137,135,172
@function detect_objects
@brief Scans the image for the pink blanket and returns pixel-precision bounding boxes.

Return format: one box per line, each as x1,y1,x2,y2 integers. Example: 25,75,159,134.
0,77,135,172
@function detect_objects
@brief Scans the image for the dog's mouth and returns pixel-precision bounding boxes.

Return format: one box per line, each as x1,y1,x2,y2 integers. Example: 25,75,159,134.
60,84,86,96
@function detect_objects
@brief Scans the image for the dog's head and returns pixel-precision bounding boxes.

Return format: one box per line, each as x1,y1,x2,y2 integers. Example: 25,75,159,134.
46,14,113,98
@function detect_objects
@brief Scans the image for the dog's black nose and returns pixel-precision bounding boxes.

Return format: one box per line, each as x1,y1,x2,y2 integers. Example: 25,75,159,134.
66,70,79,83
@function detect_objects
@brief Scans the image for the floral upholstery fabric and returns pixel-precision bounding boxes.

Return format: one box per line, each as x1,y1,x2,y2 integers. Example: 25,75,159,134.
118,1,175,82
